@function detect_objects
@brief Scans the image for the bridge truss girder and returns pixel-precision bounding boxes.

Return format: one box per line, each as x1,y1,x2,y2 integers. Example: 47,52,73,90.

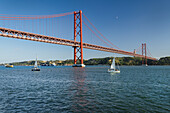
0,27,157,61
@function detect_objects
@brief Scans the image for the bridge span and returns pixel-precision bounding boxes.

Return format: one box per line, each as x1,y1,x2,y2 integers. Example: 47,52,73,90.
0,10,156,67
0,27,156,61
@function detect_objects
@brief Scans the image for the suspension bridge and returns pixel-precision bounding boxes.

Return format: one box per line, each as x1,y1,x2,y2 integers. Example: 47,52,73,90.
0,10,156,67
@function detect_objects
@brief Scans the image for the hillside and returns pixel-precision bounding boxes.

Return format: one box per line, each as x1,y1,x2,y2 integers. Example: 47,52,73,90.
1,56,170,66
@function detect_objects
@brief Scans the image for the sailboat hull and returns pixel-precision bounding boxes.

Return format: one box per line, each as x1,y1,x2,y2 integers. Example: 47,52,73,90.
108,69,120,73
32,68,40,71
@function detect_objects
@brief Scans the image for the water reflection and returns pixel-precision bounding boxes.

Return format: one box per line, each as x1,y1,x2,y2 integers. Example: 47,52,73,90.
70,67,92,112
110,72,118,76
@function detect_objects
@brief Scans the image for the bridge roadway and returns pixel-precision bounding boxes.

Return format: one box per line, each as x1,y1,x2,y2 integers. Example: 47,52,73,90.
0,27,157,60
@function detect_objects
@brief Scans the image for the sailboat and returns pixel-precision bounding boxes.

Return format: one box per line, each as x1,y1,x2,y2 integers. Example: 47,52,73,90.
108,57,120,73
32,57,40,71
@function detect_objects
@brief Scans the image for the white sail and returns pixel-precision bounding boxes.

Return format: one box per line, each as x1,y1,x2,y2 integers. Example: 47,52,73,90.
110,57,115,69
34,57,38,68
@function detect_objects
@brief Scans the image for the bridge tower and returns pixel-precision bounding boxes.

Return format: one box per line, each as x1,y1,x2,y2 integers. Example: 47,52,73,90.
72,10,85,67
142,43,147,66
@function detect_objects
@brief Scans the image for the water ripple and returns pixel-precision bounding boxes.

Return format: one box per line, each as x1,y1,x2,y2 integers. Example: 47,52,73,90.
0,66,169,112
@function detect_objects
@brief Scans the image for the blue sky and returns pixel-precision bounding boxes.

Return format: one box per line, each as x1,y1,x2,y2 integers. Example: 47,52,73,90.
0,0,170,63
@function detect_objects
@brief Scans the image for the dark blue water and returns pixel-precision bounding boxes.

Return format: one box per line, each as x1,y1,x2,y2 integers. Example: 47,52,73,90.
0,66,169,112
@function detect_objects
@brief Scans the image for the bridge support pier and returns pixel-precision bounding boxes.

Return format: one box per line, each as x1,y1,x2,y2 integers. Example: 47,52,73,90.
72,10,85,67
142,43,147,66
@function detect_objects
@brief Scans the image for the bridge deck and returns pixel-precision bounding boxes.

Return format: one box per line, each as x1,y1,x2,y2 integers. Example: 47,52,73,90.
0,27,157,60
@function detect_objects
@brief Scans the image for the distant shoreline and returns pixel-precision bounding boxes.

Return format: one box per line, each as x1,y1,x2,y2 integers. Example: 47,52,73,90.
0,56,170,66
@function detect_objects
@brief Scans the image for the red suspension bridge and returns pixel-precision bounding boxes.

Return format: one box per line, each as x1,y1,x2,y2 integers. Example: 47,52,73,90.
0,10,156,67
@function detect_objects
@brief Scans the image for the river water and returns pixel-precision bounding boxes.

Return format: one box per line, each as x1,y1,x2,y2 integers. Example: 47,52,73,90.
0,66,169,112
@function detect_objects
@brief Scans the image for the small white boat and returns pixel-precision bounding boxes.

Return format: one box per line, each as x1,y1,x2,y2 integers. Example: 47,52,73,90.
51,63,56,66
108,57,120,73
32,57,40,71
5,64,14,68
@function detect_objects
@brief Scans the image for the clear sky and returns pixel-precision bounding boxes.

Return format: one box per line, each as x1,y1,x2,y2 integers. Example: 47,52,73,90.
0,0,170,63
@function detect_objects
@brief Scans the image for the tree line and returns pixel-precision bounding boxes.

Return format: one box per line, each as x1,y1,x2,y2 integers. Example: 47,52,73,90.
1,56,170,66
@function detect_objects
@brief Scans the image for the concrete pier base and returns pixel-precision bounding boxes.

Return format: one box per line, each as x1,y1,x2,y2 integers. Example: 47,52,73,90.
72,64,85,67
